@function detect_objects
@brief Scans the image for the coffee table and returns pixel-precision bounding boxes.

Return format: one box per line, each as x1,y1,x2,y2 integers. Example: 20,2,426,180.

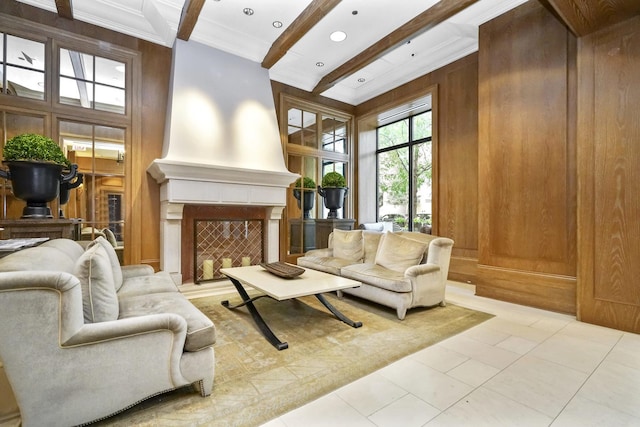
220,264,362,350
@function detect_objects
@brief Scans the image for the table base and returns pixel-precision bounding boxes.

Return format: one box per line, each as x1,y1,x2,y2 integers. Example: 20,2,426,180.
222,277,362,350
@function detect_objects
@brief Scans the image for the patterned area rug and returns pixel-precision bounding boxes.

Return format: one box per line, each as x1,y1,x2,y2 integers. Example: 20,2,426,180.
97,292,492,426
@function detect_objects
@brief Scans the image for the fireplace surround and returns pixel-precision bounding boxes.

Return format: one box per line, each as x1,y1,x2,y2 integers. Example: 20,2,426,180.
147,41,298,285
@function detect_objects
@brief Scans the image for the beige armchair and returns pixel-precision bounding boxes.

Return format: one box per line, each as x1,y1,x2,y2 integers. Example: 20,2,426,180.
0,239,215,426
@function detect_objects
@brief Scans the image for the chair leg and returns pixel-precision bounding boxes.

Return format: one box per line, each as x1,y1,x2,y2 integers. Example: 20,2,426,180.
336,290,344,298
439,300,447,307
396,307,407,320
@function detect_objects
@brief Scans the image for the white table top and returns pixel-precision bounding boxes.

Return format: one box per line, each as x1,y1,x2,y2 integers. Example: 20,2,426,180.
220,264,360,301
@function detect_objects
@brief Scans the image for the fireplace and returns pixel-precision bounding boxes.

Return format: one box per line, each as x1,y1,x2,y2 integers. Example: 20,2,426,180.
181,205,267,283
147,40,298,285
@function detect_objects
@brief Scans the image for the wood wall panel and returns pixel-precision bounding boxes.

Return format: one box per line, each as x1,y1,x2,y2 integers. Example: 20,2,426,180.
477,0,577,313
439,54,479,283
138,41,171,269
577,15,640,333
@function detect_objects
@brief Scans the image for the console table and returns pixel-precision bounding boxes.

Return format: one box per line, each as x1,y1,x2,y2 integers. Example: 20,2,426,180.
289,219,316,254
0,219,82,241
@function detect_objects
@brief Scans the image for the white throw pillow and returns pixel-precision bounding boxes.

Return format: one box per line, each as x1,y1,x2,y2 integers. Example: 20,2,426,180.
332,229,364,262
87,236,123,291
73,244,118,323
374,232,428,273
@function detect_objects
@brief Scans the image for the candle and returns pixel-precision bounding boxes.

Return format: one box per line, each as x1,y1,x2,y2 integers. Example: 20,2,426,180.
222,258,232,269
202,260,214,280
241,256,251,266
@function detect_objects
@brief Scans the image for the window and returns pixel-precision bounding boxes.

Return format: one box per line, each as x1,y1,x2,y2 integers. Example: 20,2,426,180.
59,120,125,240
376,111,432,232
0,19,137,263
281,96,353,260
0,33,45,100
59,48,126,114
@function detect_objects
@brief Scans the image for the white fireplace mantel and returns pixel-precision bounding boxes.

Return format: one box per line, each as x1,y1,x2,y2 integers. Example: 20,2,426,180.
147,158,298,285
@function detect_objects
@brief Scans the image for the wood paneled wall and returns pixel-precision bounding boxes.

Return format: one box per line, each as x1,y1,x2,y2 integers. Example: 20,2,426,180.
477,0,577,313
137,40,171,269
437,55,479,283
577,15,640,333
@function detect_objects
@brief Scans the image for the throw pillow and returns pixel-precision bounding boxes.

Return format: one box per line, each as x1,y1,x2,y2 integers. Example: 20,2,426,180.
87,236,123,291
332,229,364,262
73,244,119,323
374,232,428,273
102,227,118,247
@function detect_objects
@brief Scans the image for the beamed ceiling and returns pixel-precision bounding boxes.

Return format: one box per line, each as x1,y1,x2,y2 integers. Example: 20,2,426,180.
14,0,640,105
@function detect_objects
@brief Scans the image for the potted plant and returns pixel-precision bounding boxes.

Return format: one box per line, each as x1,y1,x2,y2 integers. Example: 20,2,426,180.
292,176,316,219
317,171,348,219
0,133,78,218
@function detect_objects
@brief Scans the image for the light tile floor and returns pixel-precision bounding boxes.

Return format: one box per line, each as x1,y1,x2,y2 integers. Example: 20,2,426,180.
262,282,640,427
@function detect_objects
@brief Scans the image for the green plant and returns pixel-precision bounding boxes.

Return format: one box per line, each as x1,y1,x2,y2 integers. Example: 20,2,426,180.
294,176,316,189
3,133,71,168
321,171,346,188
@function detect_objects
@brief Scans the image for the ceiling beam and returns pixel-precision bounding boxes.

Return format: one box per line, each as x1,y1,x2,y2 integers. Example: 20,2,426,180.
544,0,640,37
261,0,342,69
312,0,480,95
55,0,73,20
177,0,206,41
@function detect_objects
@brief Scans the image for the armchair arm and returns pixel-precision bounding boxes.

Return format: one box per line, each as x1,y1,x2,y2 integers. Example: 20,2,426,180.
405,263,440,277
62,313,187,347
121,263,155,279
404,263,445,307
303,248,333,257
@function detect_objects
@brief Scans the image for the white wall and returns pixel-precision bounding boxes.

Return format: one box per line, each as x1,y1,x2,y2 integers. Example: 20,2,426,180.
163,39,289,174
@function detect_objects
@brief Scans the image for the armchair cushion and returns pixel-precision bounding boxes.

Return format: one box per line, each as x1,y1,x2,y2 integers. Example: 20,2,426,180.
117,271,179,298
119,293,216,352
88,236,123,290
374,232,427,273
332,229,364,262
74,244,119,323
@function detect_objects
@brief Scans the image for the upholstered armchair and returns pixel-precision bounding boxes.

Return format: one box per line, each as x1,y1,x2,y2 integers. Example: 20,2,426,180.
0,271,214,426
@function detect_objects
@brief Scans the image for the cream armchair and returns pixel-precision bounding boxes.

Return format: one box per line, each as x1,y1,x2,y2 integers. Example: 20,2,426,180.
0,271,213,426
0,239,215,426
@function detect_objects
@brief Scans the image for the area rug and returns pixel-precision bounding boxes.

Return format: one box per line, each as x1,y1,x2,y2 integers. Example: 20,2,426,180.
96,293,492,426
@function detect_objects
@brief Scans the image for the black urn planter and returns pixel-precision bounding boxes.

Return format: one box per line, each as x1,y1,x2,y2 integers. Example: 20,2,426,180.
317,186,348,219
59,172,83,218
0,161,78,218
293,189,315,219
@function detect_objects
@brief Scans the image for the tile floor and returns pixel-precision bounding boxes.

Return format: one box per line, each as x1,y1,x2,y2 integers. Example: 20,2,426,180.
262,282,640,427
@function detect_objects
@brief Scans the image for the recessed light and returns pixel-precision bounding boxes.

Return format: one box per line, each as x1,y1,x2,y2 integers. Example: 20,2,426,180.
273,21,283,28
316,62,324,67
330,31,347,42
243,8,254,16
357,78,365,83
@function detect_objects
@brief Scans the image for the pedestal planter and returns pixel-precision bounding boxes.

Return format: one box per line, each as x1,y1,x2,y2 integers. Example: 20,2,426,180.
293,189,315,219
317,186,348,219
0,162,78,218
59,173,83,218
